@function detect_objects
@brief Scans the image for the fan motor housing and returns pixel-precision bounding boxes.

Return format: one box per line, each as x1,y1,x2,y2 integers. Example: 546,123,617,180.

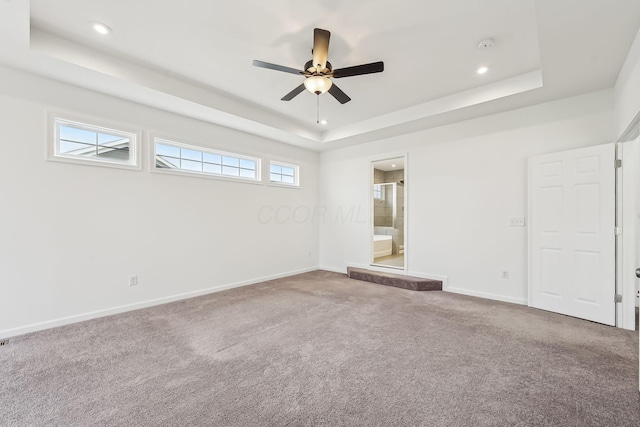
305,60,332,75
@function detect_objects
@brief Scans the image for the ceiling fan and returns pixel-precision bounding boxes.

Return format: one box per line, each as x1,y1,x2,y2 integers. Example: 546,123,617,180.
252,28,384,104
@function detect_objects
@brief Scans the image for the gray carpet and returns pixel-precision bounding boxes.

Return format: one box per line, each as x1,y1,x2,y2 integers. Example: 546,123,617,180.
347,267,442,291
1,271,638,426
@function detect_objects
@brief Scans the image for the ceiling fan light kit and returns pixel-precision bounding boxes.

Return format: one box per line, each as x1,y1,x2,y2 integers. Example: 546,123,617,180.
253,28,384,107
304,75,332,94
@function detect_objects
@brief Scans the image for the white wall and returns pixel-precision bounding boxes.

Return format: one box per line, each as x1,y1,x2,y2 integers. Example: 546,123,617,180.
0,66,319,338
319,90,615,304
615,27,640,139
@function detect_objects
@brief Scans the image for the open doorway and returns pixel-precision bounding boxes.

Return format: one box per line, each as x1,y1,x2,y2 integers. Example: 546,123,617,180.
371,157,406,270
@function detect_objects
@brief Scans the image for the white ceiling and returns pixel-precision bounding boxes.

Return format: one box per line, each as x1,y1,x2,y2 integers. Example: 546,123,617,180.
0,1,639,151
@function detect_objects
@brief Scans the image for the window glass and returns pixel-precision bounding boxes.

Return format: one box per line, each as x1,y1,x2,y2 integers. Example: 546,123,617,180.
181,148,202,161
269,161,299,186
154,138,260,182
203,153,221,164
240,169,256,179
52,118,139,169
270,164,282,174
157,143,180,158
203,163,222,174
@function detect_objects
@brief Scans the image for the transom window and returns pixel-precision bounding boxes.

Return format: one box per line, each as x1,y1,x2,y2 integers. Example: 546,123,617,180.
270,161,299,186
50,118,139,169
154,138,260,181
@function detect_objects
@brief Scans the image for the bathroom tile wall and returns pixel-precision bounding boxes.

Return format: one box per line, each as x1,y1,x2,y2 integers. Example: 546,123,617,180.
373,169,392,226
374,168,385,184
372,168,405,254
383,169,405,254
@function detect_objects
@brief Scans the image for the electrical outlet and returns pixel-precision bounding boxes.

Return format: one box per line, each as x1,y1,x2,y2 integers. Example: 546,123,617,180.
510,217,526,227
129,275,138,286
500,270,509,279
0,339,8,346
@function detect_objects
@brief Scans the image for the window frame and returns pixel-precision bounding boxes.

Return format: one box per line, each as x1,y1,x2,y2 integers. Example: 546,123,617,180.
47,114,142,171
268,160,300,188
151,136,262,184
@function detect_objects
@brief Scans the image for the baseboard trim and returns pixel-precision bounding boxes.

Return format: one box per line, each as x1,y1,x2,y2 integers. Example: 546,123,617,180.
0,266,319,339
445,286,528,306
318,265,347,274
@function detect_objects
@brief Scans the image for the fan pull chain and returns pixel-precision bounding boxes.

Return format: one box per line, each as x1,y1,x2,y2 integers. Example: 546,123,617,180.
316,94,320,124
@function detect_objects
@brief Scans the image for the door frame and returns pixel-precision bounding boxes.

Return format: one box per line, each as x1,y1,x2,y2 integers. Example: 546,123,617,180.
617,133,640,330
369,153,408,272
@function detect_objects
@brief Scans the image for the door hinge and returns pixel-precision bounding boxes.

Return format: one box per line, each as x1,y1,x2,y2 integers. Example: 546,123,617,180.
615,226,622,236
615,159,622,168
614,294,622,303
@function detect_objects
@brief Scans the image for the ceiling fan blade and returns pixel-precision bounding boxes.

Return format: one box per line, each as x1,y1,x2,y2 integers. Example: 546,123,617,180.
281,84,306,101
332,61,384,78
253,60,303,75
312,28,331,71
328,83,351,104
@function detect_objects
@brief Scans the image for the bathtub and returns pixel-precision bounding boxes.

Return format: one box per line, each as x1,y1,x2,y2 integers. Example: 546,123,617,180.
373,235,392,258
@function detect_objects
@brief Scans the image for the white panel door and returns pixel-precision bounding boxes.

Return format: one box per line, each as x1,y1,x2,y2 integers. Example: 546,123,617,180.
529,143,615,325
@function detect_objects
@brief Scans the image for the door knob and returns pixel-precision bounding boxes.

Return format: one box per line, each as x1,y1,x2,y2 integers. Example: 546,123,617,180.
636,268,640,278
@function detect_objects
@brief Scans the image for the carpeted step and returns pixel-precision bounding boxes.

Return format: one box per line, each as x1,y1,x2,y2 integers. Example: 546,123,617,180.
347,267,442,291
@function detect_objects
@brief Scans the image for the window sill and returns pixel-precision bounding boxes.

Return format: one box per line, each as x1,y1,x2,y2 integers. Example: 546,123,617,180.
267,182,301,190
150,166,264,186
46,154,142,171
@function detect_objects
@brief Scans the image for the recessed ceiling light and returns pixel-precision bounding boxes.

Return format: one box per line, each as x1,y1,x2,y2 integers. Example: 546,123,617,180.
320,119,328,125
92,22,112,35
477,66,488,75
391,164,396,168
